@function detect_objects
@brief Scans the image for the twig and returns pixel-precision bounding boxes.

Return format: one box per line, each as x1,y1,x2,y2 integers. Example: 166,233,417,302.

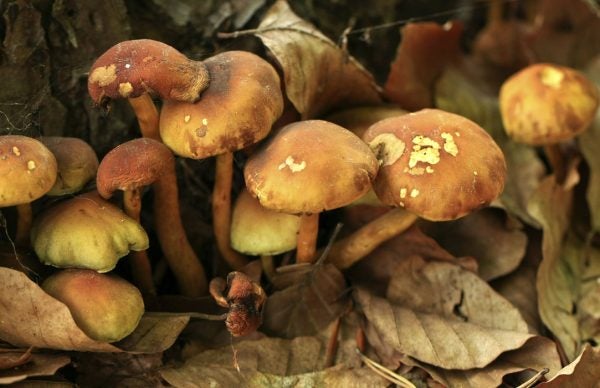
516,368,549,388
144,311,227,321
355,348,416,388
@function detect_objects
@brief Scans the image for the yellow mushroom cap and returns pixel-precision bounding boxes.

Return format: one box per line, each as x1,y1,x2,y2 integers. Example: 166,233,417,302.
160,50,284,158
245,120,379,214
363,109,506,221
0,135,57,206
42,269,144,342
499,63,599,145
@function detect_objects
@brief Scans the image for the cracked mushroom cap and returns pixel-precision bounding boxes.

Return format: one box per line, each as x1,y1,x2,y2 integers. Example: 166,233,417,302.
499,63,599,145
231,189,301,256
363,109,506,221
32,191,149,272
244,120,379,214
41,137,99,196
42,269,144,342
0,135,57,207
159,50,284,159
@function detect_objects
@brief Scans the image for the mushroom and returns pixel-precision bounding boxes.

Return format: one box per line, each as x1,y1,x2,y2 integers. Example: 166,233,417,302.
0,135,57,247
96,138,207,296
40,137,99,196
328,109,507,269
160,50,284,270
31,191,149,273
244,120,379,263
42,269,144,342
499,63,599,181
88,39,210,140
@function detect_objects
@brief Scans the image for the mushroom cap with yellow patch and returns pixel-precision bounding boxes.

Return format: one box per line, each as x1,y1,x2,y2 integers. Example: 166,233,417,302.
499,63,599,145
160,51,284,159
42,269,144,342
32,191,149,272
0,135,57,207
231,189,301,255
363,109,506,221
245,120,379,214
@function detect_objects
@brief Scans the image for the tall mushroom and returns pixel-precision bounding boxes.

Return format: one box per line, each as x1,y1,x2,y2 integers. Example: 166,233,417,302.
160,50,284,270
97,138,207,296
0,135,57,247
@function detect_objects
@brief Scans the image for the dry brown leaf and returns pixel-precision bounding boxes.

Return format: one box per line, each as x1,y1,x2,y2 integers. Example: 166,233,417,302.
0,352,70,385
0,267,188,353
262,263,349,338
420,208,527,281
540,345,600,387
253,0,382,119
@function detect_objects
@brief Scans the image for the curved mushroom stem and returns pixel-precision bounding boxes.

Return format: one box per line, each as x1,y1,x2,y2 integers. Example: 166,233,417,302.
544,144,567,184
213,152,248,270
128,95,160,141
154,160,208,296
296,213,319,263
123,188,156,295
14,203,32,247
327,209,418,269
261,255,275,281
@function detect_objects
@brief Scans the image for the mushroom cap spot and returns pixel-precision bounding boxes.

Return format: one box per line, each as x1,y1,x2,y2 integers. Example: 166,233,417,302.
245,120,379,214
500,63,599,145
230,189,301,255
369,133,406,167
160,51,284,158
441,132,459,156
363,109,506,221
89,64,117,87
118,82,134,97
0,135,57,206
41,137,99,196
42,269,144,342
31,191,149,272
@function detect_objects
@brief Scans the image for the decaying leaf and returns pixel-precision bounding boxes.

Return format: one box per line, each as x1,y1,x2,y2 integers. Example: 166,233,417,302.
420,208,527,281
0,351,70,385
540,345,600,387
262,263,349,338
253,0,382,119
0,267,188,353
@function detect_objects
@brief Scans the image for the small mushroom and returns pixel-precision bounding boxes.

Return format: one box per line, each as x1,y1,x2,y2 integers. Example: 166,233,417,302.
160,50,284,270
97,138,207,296
244,120,379,263
0,135,57,247
42,269,144,342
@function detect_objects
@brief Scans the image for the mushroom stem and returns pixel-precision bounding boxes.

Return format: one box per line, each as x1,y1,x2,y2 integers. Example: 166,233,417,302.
128,95,160,141
14,203,32,247
213,152,248,270
327,209,418,269
154,161,208,296
122,188,156,295
261,255,275,281
296,213,319,263
543,144,567,184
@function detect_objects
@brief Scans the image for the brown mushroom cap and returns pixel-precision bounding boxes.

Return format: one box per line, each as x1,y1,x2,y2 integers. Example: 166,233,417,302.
499,63,599,145
0,135,57,207
41,137,99,196
88,39,209,106
244,120,379,214
32,191,149,272
363,109,506,221
159,50,284,158
96,138,173,198
42,269,144,342
231,189,301,255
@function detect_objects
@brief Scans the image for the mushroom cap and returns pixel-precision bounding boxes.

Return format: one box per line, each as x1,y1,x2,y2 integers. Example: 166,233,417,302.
499,63,599,145
41,137,99,196
326,104,408,139
42,269,144,342
159,50,284,158
32,191,149,272
363,109,506,221
88,39,209,106
0,135,57,206
96,138,173,198
244,120,379,214
231,189,301,255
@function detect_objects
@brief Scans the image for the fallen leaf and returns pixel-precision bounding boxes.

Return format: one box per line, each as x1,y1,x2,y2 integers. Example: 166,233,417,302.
578,108,600,234
253,0,382,119
74,352,165,388
261,263,349,338
0,352,70,385
420,208,527,281
540,345,600,387
0,267,188,353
